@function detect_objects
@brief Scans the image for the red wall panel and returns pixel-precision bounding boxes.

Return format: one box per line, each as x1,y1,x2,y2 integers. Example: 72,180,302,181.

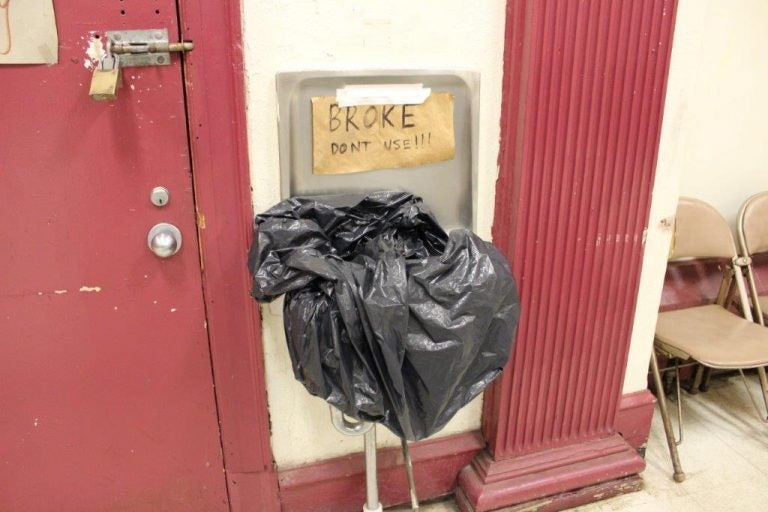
490,0,677,458
460,1,678,510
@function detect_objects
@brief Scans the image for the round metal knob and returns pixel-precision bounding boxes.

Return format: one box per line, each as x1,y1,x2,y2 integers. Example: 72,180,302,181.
147,223,182,258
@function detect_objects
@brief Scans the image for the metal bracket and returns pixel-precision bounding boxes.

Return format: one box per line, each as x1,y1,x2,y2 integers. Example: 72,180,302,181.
105,29,192,68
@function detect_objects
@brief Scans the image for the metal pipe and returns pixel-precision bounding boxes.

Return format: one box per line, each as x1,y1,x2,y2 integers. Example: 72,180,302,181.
329,406,373,436
363,426,382,512
329,407,381,512
401,439,419,511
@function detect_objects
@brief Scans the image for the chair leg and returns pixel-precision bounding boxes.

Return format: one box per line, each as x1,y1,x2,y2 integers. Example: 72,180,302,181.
673,361,684,445
738,368,768,424
650,350,686,482
758,367,768,418
686,364,704,395
662,358,678,396
699,366,713,392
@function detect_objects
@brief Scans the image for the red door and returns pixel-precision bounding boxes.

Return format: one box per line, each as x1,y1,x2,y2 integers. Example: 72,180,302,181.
0,3,229,511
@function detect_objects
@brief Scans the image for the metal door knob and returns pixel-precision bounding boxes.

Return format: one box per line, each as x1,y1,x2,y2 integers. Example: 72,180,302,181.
147,223,182,258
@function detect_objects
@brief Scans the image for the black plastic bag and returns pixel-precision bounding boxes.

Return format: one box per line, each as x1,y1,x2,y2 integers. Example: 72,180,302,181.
248,191,519,441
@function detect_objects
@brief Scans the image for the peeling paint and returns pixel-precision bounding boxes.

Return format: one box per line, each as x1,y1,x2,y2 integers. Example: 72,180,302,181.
79,286,102,293
84,33,105,70
53,290,68,295
170,308,177,313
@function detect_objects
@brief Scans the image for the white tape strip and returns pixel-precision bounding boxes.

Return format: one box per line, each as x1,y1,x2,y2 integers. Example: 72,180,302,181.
336,84,431,107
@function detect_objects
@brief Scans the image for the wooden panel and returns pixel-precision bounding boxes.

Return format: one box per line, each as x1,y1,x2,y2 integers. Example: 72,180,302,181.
180,0,281,509
487,0,678,459
0,3,228,511
460,1,678,510
614,390,656,450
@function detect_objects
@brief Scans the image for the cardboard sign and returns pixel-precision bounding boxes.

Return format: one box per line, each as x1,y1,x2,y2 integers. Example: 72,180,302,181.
311,92,455,175
0,0,58,65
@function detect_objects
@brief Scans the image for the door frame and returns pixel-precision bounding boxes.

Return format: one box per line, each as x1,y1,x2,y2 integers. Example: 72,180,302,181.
179,1,280,510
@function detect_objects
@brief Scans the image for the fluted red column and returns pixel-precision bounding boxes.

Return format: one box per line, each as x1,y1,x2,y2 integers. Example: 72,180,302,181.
457,1,678,510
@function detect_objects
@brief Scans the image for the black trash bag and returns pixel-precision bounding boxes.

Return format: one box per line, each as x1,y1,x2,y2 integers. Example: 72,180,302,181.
248,191,520,441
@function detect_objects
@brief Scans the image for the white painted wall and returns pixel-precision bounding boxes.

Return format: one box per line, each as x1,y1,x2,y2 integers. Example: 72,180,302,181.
623,0,768,393
241,0,767,467
240,0,508,468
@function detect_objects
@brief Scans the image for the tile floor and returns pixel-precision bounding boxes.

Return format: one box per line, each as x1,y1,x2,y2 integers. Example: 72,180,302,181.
389,372,768,511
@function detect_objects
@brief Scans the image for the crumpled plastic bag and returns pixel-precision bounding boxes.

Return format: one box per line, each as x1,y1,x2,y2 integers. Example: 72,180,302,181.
248,191,519,440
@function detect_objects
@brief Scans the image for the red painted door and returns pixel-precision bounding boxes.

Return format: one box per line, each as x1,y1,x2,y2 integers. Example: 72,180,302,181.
0,3,229,512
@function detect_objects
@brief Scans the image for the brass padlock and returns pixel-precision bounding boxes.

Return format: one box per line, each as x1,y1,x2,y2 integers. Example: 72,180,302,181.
89,55,122,101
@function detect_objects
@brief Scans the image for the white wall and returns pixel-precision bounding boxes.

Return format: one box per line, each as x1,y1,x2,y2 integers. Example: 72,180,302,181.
675,0,768,226
242,0,768,466
623,0,768,393
241,0,508,468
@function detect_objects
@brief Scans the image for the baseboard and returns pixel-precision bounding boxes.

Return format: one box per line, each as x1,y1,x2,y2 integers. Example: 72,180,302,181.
456,434,645,512
615,389,656,451
277,430,484,512
456,474,643,512
228,469,281,512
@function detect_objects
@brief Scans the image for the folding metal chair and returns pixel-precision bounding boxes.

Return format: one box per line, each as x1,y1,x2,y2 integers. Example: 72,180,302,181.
737,191,768,326
650,197,768,482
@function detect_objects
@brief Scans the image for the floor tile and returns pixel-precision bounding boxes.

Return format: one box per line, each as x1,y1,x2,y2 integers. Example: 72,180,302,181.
388,373,768,511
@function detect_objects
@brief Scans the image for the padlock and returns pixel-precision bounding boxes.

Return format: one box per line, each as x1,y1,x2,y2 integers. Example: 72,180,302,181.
89,54,122,101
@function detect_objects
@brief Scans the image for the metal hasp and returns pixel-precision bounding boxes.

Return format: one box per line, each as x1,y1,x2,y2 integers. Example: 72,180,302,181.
106,29,194,68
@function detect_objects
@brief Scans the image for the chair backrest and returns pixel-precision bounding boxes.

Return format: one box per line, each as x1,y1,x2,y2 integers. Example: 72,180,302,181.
737,192,768,326
669,197,737,262
738,191,768,256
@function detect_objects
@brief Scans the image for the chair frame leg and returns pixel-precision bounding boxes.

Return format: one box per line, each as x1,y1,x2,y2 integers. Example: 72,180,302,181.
759,367,768,416
738,367,768,424
673,361,684,445
699,366,713,392
650,349,686,482
686,364,704,395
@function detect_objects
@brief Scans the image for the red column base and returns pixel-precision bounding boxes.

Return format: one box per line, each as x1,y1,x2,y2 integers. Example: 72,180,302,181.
614,390,656,451
455,434,645,512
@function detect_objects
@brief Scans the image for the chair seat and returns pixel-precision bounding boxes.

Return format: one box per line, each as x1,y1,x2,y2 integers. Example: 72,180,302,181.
655,304,768,369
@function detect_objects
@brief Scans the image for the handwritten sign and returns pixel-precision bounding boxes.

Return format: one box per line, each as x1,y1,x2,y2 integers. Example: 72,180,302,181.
0,0,58,65
311,92,455,175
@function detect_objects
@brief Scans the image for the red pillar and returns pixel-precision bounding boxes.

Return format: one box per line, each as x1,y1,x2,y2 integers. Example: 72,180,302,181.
457,1,678,510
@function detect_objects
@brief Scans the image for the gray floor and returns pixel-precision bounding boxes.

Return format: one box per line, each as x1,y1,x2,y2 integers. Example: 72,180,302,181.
390,372,768,511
